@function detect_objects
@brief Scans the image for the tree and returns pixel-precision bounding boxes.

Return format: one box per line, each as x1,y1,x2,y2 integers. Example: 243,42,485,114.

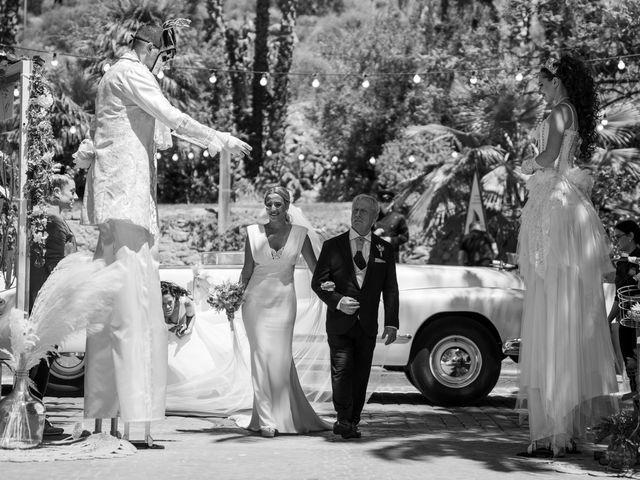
0,0,20,52
247,0,271,179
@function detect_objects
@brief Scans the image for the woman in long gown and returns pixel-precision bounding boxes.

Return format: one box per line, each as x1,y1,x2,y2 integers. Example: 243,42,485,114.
239,187,331,437
517,54,618,457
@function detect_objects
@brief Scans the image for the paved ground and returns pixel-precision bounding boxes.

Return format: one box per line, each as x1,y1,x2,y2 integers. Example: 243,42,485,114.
0,361,631,479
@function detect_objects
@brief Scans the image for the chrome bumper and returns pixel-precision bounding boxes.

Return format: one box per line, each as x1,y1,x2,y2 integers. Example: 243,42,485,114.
502,338,520,356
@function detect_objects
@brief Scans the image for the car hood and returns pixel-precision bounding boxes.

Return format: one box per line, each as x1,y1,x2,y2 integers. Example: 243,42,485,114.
396,264,524,291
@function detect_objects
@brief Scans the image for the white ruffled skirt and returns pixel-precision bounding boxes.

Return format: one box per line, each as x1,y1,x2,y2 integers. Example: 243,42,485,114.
517,168,618,445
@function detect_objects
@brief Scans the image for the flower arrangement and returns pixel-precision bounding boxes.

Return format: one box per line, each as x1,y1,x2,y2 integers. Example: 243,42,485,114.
24,59,58,268
592,410,640,471
206,281,245,331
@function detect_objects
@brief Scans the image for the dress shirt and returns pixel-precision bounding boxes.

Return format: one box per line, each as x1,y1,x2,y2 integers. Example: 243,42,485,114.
349,228,371,287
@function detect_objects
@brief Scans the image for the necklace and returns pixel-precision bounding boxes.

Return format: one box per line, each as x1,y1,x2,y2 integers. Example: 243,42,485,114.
553,95,569,107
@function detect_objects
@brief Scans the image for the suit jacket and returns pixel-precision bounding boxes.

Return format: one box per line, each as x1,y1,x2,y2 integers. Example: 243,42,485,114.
311,231,399,336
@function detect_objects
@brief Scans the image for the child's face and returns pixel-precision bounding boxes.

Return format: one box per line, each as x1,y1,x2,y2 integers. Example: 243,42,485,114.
55,181,78,211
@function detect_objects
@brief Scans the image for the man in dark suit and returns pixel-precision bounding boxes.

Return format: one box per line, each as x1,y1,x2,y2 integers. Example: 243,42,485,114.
374,190,409,262
312,194,399,439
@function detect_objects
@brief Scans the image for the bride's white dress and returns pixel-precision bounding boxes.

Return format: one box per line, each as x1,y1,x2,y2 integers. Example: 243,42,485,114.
240,224,330,433
517,103,618,446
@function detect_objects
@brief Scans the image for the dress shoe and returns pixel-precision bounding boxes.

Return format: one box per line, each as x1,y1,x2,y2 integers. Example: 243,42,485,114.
333,421,360,439
43,419,64,436
260,426,276,438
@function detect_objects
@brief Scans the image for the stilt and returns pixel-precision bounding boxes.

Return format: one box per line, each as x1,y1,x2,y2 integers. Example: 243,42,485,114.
123,422,130,440
110,417,119,437
94,418,102,433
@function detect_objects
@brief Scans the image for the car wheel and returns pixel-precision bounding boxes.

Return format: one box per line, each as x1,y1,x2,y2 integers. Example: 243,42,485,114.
404,369,417,388
409,318,501,405
46,353,85,397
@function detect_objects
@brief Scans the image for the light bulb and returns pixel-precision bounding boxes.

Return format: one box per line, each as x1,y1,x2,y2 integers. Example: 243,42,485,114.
601,119,608,126
157,70,165,80
368,156,376,165
412,74,421,84
102,63,111,72
596,124,604,132
69,125,77,135
172,153,179,161
155,153,162,160
203,150,210,158
311,76,320,88
408,155,416,163
259,74,268,87
361,76,370,89
618,59,626,70
331,156,339,163
469,73,478,85
208,72,217,84
51,53,59,67
266,150,272,157
515,72,524,82
298,154,305,161
451,151,459,158
188,152,194,160
13,87,19,98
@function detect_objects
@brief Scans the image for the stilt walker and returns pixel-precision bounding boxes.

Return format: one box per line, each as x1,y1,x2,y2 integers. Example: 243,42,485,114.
77,20,250,447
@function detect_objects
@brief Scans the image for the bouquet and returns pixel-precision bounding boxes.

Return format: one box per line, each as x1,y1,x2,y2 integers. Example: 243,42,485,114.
206,281,245,331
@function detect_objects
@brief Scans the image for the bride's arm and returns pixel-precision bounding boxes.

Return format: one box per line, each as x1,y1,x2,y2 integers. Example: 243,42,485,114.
534,106,568,168
240,237,255,287
301,235,317,273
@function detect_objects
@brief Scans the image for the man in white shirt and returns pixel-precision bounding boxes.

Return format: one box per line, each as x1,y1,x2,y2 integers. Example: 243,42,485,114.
312,194,399,439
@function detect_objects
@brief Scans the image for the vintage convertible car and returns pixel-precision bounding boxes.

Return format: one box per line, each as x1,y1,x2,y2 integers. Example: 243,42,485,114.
0,254,525,406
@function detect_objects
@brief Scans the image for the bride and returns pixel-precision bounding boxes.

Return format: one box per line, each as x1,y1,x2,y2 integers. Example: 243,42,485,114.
238,186,331,437
165,189,333,428
517,54,618,457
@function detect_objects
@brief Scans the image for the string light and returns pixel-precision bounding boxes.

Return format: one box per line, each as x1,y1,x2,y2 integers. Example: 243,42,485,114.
331,155,339,163
208,71,217,84
171,153,179,161
155,153,162,159
298,153,305,161
412,74,421,84
265,149,272,157
515,72,524,82
408,155,416,163
451,151,459,158
601,119,608,126
368,156,376,165
596,124,604,132
51,52,58,67
311,75,320,88
259,74,268,87
157,70,165,80
2,42,639,81
68,125,77,134
13,87,19,97
102,63,111,72
203,150,210,157
469,72,478,85
187,151,194,160
361,75,370,89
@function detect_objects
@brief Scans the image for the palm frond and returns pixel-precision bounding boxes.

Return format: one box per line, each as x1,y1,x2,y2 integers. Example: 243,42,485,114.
404,162,460,228
598,103,640,146
594,148,640,180
404,124,481,148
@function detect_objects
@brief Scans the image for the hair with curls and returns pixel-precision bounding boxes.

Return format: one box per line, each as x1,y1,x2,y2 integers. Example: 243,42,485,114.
161,281,190,299
48,174,73,198
540,54,599,161
263,186,291,208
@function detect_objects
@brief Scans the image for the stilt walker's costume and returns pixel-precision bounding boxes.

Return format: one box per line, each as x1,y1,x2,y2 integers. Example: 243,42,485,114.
80,21,241,422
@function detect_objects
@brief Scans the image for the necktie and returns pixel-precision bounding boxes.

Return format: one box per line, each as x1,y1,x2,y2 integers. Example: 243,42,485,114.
354,236,367,270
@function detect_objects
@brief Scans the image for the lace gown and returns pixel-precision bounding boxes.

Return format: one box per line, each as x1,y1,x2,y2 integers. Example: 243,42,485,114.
240,224,330,434
517,103,618,446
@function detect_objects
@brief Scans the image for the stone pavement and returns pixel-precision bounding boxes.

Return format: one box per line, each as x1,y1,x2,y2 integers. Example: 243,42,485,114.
0,366,630,480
